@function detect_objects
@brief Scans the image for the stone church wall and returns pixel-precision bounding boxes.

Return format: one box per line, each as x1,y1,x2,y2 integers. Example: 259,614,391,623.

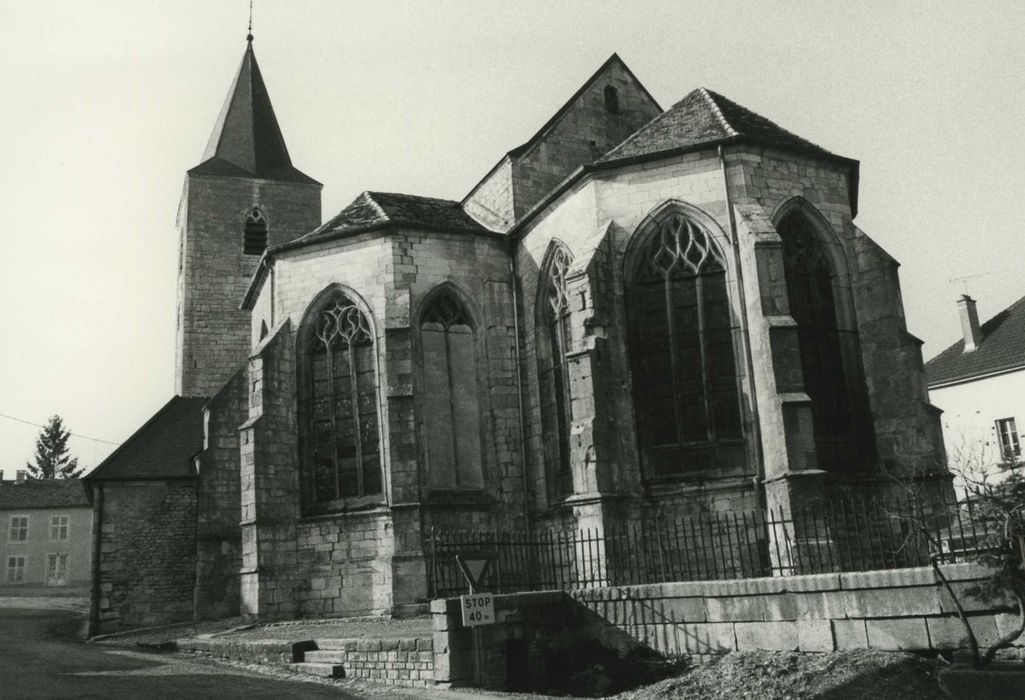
513,146,945,542
241,227,525,618
194,367,246,620
94,480,197,633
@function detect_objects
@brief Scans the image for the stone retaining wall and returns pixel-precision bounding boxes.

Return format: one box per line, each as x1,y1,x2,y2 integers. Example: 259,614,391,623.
431,563,1023,690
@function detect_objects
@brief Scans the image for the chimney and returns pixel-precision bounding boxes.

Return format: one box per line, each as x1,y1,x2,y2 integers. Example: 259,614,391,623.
16,470,26,484
957,294,983,352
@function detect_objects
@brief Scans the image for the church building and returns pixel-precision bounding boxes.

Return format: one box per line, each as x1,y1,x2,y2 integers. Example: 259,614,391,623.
86,36,948,632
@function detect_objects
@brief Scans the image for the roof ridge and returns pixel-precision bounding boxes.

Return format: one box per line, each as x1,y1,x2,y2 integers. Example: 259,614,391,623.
697,87,739,138
361,192,391,222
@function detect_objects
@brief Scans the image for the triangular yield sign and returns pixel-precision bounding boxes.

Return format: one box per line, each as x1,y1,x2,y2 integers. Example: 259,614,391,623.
455,553,492,591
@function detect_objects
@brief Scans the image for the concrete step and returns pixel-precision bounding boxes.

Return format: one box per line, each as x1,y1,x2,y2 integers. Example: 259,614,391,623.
291,662,345,678
303,650,347,664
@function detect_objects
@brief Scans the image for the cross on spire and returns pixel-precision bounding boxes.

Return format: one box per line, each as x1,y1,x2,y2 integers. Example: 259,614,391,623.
247,0,254,42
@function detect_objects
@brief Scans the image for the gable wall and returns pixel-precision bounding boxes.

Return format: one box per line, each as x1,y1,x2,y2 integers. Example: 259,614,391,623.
511,61,662,221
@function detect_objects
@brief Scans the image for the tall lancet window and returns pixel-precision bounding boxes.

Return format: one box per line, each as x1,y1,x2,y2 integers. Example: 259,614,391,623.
627,212,744,478
420,288,483,491
778,211,857,471
243,207,268,255
537,245,574,499
301,292,382,511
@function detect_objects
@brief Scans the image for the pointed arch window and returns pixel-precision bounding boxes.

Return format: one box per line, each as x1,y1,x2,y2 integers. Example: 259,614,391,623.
299,292,382,512
627,213,744,477
243,207,268,255
420,288,483,491
537,245,574,499
778,211,861,471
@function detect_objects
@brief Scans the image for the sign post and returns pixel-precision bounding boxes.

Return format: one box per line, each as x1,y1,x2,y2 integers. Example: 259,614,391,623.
456,552,493,687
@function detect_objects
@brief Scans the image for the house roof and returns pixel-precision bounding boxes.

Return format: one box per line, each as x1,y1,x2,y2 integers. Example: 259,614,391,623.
0,479,90,510
240,191,493,309
85,396,206,481
926,294,1025,388
189,39,319,185
600,87,841,163
294,191,489,246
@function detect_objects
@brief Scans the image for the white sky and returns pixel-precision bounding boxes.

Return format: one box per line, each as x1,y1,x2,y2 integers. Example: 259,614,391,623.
1,1,1023,474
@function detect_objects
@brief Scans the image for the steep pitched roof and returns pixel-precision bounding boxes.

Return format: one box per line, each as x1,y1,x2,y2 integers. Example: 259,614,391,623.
0,479,90,510
926,295,1025,387
601,87,839,163
292,191,489,246
189,40,318,185
86,396,206,481
242,191,494,310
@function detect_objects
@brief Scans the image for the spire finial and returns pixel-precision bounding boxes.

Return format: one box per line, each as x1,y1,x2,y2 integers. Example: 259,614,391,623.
246,0,254,43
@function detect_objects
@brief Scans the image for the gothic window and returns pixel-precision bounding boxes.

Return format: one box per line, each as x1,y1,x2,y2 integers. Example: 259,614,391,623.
300,292,382,512
420,288,484,491
243,207,268,255
627,213,744,477
778,211,855,471
537,245,574,499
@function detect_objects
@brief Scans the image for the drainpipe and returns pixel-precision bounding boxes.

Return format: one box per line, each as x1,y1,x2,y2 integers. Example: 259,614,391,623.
509,253,533,531
89,483,103,637
718,144,766,509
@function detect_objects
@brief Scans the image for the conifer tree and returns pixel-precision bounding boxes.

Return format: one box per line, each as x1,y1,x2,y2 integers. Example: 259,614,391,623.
25,415,82,479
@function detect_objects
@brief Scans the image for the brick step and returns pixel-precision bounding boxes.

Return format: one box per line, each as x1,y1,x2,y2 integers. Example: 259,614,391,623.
314,637,433,651
291,662,345,678
303,650,348,664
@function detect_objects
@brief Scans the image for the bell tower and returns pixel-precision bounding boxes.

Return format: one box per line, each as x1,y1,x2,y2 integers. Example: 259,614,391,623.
175,35,321,398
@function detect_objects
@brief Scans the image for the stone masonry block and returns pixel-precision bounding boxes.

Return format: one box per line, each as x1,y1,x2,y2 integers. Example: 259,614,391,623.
797,619,835,652
705,596,769,623
865,619,929,651
927,615,1000,650
677,623,737,654
842,587,941,618
735,621,799,651
833,619,868,650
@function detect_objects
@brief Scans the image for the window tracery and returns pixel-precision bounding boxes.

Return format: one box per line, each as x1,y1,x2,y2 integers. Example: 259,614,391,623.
628,212,744,477
537,245,574,499
243,207,268,255
300,292,381,511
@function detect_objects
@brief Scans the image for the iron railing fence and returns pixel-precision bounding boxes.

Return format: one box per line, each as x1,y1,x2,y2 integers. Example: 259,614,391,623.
425,492,1003,599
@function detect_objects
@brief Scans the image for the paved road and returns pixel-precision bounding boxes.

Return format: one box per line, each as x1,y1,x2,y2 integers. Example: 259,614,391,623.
0,605,367,699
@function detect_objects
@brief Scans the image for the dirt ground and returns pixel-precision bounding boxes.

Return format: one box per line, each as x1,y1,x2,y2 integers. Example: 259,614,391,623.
613,650,947,700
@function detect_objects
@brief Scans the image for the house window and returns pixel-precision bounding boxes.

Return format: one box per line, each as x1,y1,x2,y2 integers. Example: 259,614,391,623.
5,556,25,583
627,212,744,477
243,207,268,255
420,288,483,491
996,418,1020,459
299,291,382,512
46,553,69,586
8,516,28,542
50,515,69,541
537,245,574,500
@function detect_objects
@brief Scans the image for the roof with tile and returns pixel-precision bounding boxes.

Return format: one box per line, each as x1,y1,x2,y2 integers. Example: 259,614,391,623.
0,478,90,510
189,40,319,185
290,191,489,247
600,87,839,163
925,294,1025,387
86,396,206,481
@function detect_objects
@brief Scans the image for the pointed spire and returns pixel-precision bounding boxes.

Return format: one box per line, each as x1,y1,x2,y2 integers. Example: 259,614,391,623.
191,39,317,184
